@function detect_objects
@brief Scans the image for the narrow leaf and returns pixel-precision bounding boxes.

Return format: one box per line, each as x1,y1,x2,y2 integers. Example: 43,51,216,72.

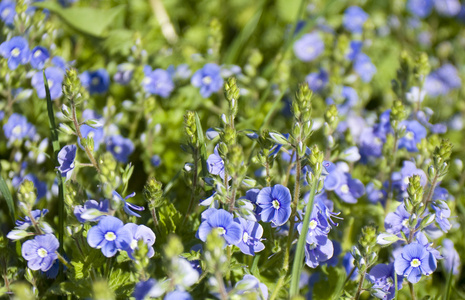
0,163,15,223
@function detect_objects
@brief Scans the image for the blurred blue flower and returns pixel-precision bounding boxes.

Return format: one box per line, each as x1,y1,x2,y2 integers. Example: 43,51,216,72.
106,135,134,163
79,124,104,150
407,0,433,18
234,217,265,256
165,291,192,300
434,0,461,16
207,145,227,179
442,239,460,275
293,32,324,62
305,69,328,93
0,0,16,26
305,238,334,268
425,64,461,96
74,199,109,223
31,67,64,99
57,144,76,181
133,279,164,300
143,66,174,98
394,242,437,283
234,274,268,299
0,36,30,70
343,6,368,33
80,69,110,95
431,201,451,232
354,53,376,82
366,182,387,205
15,209,48,230
112,191,145,218
393,160,427,194
123,223,156,259
343,252,359,281
197,208,242,245
21,234,59,271
398,120,427,152
3,113,36,143
30,46,49,69
346,41,363,61
151,155,161,167
167,63,192,80
113,63,133,85
191,63,223,98
367,263,403,300
257,184,292,226
87,216,132,257
385,203,410,235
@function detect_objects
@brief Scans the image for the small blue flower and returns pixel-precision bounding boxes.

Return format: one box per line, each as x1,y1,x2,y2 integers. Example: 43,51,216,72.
305,238,334,268
293,32,324,62
133,279,164,300
354,53,376,82
106,135,135,163
346,41,363,61
123,223,156,259
431,200,451,232
385,203,410,235
167,63,192,80
74,199,109,223
150,155,161,167
343,6,368,34
79,124,105,150
31,67,65,99
407,0,433,17
234,274,268,299
306,69,328,93
191,63,223,98
0,0,16,26
21,234,59,271
57,145,76,181
297,204,330,246
0,36,30,70
434,0,461,16
207,145,227,179
257,184,292,226
80,69,110,95
442,239,460,275
3,113,36,144
30,46,49,69
234,217,265,256
366,182,387,205
425,64,461,96
393,161,427,194
394,242,437,283
165,291,192,300
398,120,427,152
112,191,145,218
113,63,133,85
15,209,48,230
367,263,403,300
142,66,174,98
87,216,132,257
197,209,243,245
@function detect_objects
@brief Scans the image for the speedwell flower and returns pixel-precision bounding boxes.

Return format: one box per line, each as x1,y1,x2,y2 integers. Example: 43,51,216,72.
394,242,437,283
31,67,65,99
123,223,156,259
87,216,132,257
0,36,30,70
197,209,242,245
234,217,265,256
112,191,145,217
21,234,59,272
256,184,292,226
57,144,76,181
191,63,223,98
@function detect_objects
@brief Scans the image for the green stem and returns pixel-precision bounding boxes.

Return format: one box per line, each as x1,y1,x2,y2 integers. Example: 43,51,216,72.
409,282,417,300
354,269,366,300
289,174,318,296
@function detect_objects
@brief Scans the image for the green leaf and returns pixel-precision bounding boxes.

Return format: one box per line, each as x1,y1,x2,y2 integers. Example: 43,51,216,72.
0,163,15,223
158,202,182,240
312,267,346,300
33,2,125,37
195,112,208,179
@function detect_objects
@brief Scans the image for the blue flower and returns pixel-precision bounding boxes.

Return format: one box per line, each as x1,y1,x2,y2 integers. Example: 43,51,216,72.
442,239,460,275
431,200,451,232
398,120,427,152
425,64,461,96
343,252,359,281
343,6,368,33
293,32,324,62
207,145,227,179
21,234,59,271
87,216,132,257
305,69,328,93
142,66,174,98
57,145,76,181
79,124,105,150
15,209,48,230
31,67,65,99
12,173,47,200
112,191,145,217
394,242,437,283
197,209,242,245
191,63,223,98
3,113,36,144
106,135,135,163
113,63,134,85
234,274,268,299
256,184,292,226
167,63,192,80
434,0,461,16
165,291,192,300
304,238,334,268
80,69,110,94
133,279,164,300
385,203,410,235
323,162,364,204
393,161,427,194
123,223,156,259
407,0,433,18
354,53,376,82
74,199,109,223
366,182,387,205
150,155,161,167
297,204,330,246
367,263,403,300
30,46,49,69
0,0,16,26
346,41,363,61
0,36,30,70
234,217,265,256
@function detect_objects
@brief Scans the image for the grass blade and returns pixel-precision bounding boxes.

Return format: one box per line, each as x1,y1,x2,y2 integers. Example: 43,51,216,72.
194,112,208,179
0,163,15,223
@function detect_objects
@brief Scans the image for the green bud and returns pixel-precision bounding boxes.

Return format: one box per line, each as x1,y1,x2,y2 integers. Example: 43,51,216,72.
221,124,236,146
164,235,184,259
143,177,164,209
184,111,197,146
92,279,115,300
224,77,240,116
390,100,406,123
18,180,36,208
324,104,338,128
359,225,377,251
63,68,87,105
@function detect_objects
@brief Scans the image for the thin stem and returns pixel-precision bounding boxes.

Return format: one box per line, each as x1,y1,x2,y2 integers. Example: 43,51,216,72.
56,252,72,269
384,134,399,217
409,282,417,300
394,269,399,300
269,276,285,300
185,148,199,218
215,272,228,300
148,0,178,44
423,173,439,206
283,151,295,187
289,173,318,297
354,269,366,300
343,266,356,287
71,103,100,173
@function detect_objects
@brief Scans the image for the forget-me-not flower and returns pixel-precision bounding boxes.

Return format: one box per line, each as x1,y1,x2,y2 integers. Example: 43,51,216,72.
87,216,132,257
197,208,242,245
22,234,59,272
256,184,292,226
394,242,437,283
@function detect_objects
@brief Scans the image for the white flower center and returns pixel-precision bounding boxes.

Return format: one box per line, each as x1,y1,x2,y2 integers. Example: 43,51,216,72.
242,231,249,243
11,48,20,57
405,131,414,140
306,46,315,54
92,77,100,86
143,77,152,85
12,125,22,136
37,247,48,258
402,218,409,227
202,76,212,85
272,199,280,209
114,146,122,154
403,176,410,185
47,79,54,88
340,184,350,194
130,239,138,249
309,219,318,230
217,227,226,236
34,50,42,58
410,258,421,268
105,231,117,241
2,8,10,19
374,137,382,145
